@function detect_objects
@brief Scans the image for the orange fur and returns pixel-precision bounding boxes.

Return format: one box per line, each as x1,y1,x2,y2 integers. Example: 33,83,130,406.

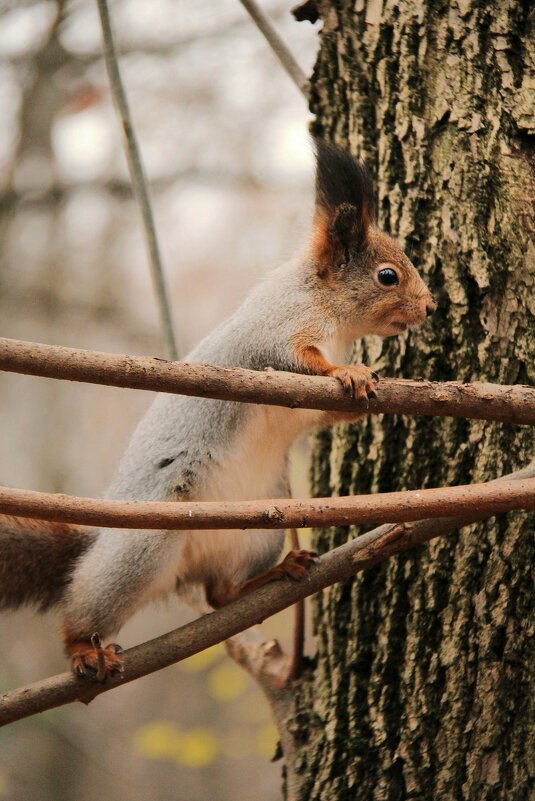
292,343,378,402
293,342,335,375
63,627,123,678
311,210,334,276
204,550,317,608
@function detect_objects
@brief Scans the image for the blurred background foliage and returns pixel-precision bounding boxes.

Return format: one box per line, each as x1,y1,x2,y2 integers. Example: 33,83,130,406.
0,1,318,798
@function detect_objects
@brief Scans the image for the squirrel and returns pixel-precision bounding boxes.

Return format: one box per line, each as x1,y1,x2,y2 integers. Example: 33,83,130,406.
0,140,436,679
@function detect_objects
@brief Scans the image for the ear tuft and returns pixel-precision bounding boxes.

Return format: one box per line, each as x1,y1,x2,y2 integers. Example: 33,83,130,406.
312,139,375,270
314,139,375,221
331,202,361,252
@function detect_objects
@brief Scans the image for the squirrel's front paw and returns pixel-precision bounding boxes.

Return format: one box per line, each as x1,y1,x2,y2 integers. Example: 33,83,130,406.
328,364,378,401
70,634,124,682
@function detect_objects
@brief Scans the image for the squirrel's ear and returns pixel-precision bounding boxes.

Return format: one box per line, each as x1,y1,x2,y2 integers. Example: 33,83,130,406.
312,139,375,275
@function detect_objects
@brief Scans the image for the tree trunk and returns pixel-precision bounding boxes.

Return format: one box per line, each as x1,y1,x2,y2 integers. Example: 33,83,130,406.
287,2,534,799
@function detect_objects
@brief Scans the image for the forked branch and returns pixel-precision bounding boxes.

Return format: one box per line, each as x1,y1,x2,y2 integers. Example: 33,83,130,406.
0,462,533,727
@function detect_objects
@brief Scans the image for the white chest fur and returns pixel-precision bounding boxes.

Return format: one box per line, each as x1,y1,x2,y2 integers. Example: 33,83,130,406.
175,403,322,604
200,403,321,502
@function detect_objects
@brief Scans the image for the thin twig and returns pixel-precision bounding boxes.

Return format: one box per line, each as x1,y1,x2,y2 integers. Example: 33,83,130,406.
0,167,263,210
1,477,535,530
6,7,295,68
95,0,178,360
287,527,305,680
1,337,534,424
1,462,532,727
238,0,308,96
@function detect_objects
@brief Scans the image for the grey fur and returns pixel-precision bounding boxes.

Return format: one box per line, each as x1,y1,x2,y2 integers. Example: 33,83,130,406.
61,259,336,638
1,141,435,649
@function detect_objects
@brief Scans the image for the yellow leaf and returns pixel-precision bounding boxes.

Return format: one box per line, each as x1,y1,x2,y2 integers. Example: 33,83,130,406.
132,721,178,759
173,727,218,767
207,662,247,702
179,643,224,673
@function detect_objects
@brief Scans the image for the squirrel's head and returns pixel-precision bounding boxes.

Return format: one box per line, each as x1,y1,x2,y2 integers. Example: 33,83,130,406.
311,139,436,337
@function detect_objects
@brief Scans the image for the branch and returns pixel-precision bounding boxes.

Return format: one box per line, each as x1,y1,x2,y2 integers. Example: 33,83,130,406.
224,630,296,776
0,168,264,210
95,0,178,360
6,6,295,68
1,462,532,727
1,477,535,530
238,0,308,96
1,337,534,424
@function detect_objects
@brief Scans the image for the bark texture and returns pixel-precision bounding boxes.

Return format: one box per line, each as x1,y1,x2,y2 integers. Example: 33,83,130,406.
288,2,535,800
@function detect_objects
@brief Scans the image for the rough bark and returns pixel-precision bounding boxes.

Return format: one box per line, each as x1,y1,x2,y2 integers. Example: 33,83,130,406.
287,2,535,800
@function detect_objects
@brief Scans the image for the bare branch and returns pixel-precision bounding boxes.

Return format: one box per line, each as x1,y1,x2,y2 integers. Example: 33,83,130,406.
1,477,535,530
238,0,308,96
95,0,178,360
4,6,294,68
0,168,264,210
1,462,532,727
225,630,296,780
287,527,305,681
1,337,534,425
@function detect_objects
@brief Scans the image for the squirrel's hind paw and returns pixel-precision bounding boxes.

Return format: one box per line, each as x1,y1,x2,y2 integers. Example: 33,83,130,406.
276,548,319,580
70,636,124,682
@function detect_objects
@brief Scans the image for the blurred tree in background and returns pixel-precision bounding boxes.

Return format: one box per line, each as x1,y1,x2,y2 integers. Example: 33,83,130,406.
0,2,316,799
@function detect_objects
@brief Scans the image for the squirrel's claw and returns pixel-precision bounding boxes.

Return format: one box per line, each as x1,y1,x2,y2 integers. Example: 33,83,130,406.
70,636,125,682
329,364,378,402
276,548,318,580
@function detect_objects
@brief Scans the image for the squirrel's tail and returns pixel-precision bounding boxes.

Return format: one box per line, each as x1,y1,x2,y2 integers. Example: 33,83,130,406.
0,515,95,611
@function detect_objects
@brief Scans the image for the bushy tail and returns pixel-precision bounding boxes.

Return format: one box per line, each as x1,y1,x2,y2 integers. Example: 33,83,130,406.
0,515,95,611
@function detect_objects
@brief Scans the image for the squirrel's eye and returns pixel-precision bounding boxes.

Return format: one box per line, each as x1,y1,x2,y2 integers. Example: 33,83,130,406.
377,267,399,286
